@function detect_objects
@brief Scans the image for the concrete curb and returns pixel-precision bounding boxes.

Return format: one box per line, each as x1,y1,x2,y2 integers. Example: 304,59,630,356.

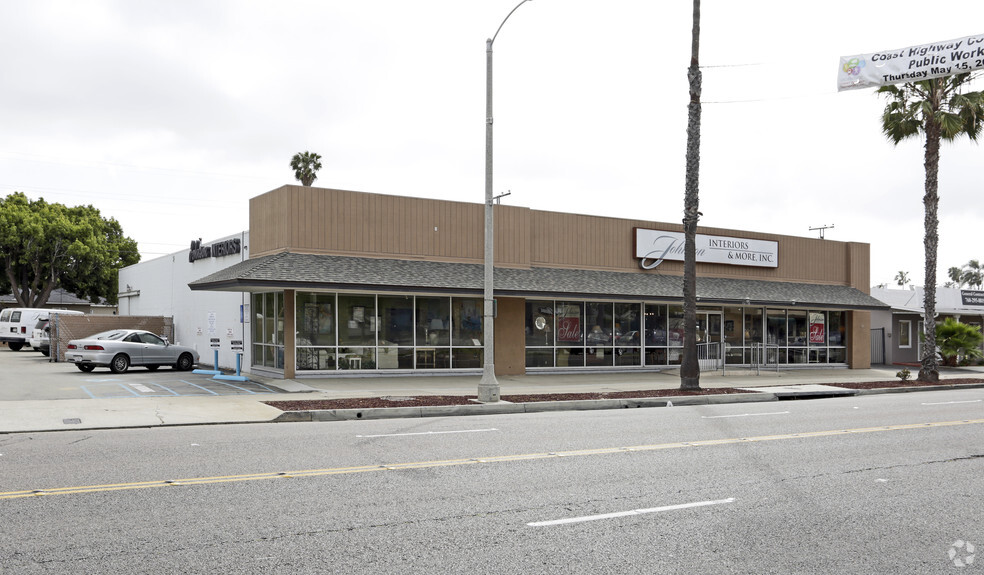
269,382,984,423
849,382,984,395
272,391,780,422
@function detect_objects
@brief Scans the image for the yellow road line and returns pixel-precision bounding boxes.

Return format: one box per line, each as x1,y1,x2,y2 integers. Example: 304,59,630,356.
2,418,981,500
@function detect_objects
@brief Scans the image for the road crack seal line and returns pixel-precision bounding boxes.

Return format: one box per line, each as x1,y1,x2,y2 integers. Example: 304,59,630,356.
2,418,982,501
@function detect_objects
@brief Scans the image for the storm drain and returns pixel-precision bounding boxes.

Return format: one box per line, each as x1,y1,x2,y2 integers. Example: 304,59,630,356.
62,418,82,425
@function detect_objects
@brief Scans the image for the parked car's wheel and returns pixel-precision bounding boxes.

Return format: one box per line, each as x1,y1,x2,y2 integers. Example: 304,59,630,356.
8,342,23,352
40,349,50,357
175,353,194,371
146,365,159,371
76,364,95,373
110,354,130,374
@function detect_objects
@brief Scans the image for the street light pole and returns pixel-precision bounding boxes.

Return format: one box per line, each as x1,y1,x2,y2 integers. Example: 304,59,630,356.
478,0,532,403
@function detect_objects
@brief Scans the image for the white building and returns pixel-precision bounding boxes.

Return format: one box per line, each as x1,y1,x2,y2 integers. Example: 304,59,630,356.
118,232,249,371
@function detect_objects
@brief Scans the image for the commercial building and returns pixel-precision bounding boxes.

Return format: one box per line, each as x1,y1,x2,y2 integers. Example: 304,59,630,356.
870,286,984,365
119,232,250,371
187,185,885,379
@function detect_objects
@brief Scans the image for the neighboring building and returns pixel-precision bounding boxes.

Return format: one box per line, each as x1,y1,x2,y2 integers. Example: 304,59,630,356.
187,185,886,380
0,288,116,315
118,232,249,370
870,286,984,365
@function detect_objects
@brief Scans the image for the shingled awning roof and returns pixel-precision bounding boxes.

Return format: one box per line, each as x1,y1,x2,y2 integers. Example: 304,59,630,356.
189,252,887,310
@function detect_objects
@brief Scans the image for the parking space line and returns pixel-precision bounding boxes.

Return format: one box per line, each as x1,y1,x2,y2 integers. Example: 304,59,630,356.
248,381,278,393
133,383,179,397
212,380,272,394
153,382,210,396
178,380,220,395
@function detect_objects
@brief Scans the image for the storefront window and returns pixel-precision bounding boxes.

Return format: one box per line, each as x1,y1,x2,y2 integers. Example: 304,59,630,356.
614,303,641,366
526,300,554,347
555,302,584,346
788,311,808,348
295,292,335,371
251,291,284,370
378,296,413,346
296,292,335,347
766,309,786,347
723,307,743,364
668,306,685,348
416,297,450,346
645,304,667,346
339,295,376,348
451,298,483,347
830,312,846,346
291,292,492,372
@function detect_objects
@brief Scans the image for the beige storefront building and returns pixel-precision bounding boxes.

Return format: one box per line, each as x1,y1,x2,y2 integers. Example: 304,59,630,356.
190,185,886,379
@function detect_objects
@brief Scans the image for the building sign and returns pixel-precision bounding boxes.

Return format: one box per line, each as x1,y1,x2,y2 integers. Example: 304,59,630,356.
557,317,581,343
189,238,242,262
635,229,778,270
809,312,826,344
961,290,984,306
838,33,984,92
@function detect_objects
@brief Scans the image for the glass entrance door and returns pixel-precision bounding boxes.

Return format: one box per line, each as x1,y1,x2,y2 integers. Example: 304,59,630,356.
697,312,723,369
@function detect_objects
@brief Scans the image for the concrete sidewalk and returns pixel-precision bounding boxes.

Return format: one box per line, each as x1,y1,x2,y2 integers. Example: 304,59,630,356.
2,366,982,433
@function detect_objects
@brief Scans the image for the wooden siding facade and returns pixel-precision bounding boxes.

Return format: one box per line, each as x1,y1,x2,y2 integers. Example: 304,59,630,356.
251,185,870,293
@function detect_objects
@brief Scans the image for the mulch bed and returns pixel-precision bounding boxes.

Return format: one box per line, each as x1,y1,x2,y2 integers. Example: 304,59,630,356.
825,378,984,389
263,379,984,411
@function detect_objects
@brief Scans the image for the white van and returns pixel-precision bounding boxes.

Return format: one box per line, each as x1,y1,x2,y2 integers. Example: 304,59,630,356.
0,308,84,351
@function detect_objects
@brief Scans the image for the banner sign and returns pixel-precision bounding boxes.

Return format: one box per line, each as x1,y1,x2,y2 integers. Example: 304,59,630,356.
838,33,984,91
809,312,826,344
961,290,984,306
635,229,778,269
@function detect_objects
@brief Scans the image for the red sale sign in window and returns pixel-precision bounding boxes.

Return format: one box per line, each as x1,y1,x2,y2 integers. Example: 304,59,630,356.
557,317,581,342
809,313,825,344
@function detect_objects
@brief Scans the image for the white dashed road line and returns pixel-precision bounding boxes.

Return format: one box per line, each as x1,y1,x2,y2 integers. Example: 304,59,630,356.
527,498,736,527
701,411,790,419
357,428,499,438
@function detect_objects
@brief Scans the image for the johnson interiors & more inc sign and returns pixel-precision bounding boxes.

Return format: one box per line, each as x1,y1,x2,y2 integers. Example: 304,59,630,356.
635,228,778,270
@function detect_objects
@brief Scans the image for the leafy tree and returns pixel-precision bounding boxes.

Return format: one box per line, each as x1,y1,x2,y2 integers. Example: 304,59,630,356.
680,0,702,391
0,192,139,307
877,73,984,382
934,317,983,366
894,270,910,287
290,151,322,186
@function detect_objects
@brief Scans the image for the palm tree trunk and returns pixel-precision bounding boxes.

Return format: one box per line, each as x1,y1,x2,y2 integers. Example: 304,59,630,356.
680,0,701,391
919,98,942,383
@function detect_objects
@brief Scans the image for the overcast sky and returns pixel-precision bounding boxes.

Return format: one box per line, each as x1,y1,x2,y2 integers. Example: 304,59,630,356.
1,1,981,290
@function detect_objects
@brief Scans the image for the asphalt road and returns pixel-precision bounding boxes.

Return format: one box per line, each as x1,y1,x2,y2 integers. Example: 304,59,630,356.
1,389,982,574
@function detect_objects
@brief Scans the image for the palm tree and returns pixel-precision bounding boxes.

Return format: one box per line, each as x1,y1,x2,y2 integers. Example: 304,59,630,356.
680,0,701,391
290,151,322,186
894,270,909,287
877,73,984,382
948,266,965,288
961,259,984,289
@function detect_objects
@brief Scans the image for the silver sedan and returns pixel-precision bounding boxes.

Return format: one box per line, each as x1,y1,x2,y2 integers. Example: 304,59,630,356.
65,329,199,373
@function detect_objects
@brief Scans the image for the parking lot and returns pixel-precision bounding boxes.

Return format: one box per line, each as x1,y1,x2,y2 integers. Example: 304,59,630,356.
0,344,284,401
